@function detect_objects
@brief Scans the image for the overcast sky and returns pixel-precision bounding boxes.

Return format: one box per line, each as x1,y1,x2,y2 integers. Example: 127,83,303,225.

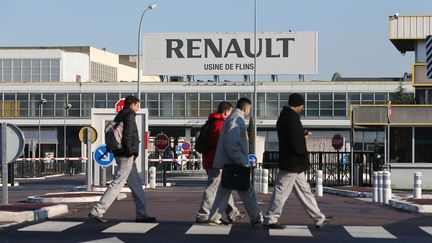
1,0,431,81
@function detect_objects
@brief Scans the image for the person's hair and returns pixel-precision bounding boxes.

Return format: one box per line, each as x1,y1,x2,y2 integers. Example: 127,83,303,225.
217,101,233,114
124,95,140,108
236,97,252,110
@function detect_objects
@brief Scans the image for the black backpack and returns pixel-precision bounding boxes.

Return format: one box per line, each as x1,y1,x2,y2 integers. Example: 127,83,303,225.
195,119,215,154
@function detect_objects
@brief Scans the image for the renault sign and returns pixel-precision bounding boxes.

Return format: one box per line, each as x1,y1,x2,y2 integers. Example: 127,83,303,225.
143,32,317,75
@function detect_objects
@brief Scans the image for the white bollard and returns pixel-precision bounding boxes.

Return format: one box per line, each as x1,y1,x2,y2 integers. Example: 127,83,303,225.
414,172,422,199
253,169,260,193
372,172,379,203
382,171,392,205
316,170,323,197
377,171,383,204
261,169,269,194
149,166,156,189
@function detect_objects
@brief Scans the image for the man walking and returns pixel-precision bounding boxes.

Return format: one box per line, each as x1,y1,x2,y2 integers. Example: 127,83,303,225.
208,98,262,226
89,95,156,223
263,93,330,229
196,102,243,224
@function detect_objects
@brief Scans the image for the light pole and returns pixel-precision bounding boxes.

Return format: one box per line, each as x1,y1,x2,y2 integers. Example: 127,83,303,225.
253,0,258,154
137,3,157,99
64,103,72,174
38,98,47,165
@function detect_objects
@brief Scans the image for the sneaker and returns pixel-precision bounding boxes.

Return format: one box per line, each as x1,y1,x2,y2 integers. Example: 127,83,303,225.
264,222,286,230
88,213,108,223
208,219,229,226
251,219,263,228
228,212,245,223
315,216,332,228
135,216,157,223
195,217,209,224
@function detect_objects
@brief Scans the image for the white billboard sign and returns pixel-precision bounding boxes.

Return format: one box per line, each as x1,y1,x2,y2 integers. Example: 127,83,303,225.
143,32,317,75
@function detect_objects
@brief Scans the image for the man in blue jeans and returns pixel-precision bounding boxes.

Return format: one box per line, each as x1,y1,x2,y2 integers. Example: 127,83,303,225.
89,95,156,223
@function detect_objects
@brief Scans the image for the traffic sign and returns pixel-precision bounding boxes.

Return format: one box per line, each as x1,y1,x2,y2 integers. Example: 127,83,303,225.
94,145,115,167
175,145,182,154
248,154,258,167
115,98,125,113
340,154,348,165
182,141,191,151
155,133,169,151
332,134,344,150
0,123,25,164
79,126,98,144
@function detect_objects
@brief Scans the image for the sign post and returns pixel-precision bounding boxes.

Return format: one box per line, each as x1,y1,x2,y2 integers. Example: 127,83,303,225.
155,133,169,186
1,124,7,205
332,134,344,184
94,145,115,186
79,126,97,191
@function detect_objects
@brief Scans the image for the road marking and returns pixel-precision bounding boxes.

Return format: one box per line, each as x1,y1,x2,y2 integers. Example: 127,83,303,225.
18,221,83,232
81,237,125,243
102,222,158,234
344,226,397,239
420,227,432,236
186,224,232,235
269,225,313,237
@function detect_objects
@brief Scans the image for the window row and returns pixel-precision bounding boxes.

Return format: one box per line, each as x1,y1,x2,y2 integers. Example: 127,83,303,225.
0,59,60,83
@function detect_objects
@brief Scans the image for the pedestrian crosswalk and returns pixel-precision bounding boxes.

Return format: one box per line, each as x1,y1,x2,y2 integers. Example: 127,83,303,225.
13,220,432,239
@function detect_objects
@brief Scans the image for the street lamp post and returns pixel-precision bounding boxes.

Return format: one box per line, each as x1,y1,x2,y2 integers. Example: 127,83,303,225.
38,98,47,171
64,103,72,175
253,0,258,154
137,3,157,99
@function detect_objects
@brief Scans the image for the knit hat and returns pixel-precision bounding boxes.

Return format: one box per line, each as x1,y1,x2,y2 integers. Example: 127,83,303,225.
288,93,305,107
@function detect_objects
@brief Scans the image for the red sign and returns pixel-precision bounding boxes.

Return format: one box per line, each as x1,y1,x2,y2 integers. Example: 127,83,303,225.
115,98,125,113
332,134,344,150
182,141,191,151
155,133,169,151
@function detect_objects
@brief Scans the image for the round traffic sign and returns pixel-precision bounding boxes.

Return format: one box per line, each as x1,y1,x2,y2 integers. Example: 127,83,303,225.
332,134,344,150
248,154,257,167
79,126,98,144
0,123,25,164
155,133,169,151
115,98,125,114
94,145,115,167
182,141,191,151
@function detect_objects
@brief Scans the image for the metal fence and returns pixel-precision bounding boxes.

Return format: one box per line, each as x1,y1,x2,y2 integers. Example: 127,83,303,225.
263,151,376,187
0,159,83,179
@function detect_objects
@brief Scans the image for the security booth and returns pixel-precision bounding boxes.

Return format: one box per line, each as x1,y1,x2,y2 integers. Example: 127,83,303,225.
351,104,432,189
90,108,149,187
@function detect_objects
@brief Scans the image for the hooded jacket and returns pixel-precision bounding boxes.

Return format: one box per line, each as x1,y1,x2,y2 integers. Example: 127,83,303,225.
202,112,226,170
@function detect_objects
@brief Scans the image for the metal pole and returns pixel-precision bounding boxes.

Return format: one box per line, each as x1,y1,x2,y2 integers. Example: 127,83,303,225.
137,8,150,99
38,105,41,165
253,0,258,154
86,128,92,191
2,123,8,205
64,111,67,174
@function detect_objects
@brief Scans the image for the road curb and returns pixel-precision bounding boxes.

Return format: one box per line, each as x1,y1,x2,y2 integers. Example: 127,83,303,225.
389,198,432,214
15,174,66,181
0,204,69,225
324,187,372,198
26,192,127,203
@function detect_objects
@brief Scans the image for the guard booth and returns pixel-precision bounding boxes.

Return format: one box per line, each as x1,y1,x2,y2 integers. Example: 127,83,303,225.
89,108,149,186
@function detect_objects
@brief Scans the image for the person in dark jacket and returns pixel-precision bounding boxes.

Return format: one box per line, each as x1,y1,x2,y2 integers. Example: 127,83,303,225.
196,101,243,223
89,95,156,223
263,93,330,229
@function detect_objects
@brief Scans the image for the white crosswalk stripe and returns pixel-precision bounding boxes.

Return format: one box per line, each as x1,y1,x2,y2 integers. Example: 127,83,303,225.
18,221,83,232
186,224,232,235
420,227,432,236
344,226,397,239
81,237,125,243
102,222,158,234
269,225,313,237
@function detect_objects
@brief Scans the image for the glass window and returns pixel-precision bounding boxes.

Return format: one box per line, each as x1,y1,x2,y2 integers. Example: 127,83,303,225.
213,93,224,112
107,93,119,108
68,93,80,117
17,93,28,117
266,93,279,117
374,93,388,104
55,93,67,116
361,93,374,104
186,93,198,117
0,93,2,116
81,93,94,117
306,93,319,117
95,93,107,108
390,127,412,163
3,93,16,117
348,93,361,108
257,93,265,118
199,93,211,117
42,93,54,117
279,92,290,110
160,93,172,117
334,92,347,117
147,93,158,117
415,127,432,163
226,93,238,109
29,93,41,117
173,93,185,117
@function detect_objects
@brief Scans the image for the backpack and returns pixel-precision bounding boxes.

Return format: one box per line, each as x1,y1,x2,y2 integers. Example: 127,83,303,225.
105,121,124,152
195,119,214,154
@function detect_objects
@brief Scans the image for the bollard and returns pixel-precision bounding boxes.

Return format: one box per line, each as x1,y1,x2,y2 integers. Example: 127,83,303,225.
382,171,391,205
149,166,156,189
377,171,383,204
414,172,422,199
261,169,269,194
372,172,379,203
316,170,323,197
254,169,262,193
